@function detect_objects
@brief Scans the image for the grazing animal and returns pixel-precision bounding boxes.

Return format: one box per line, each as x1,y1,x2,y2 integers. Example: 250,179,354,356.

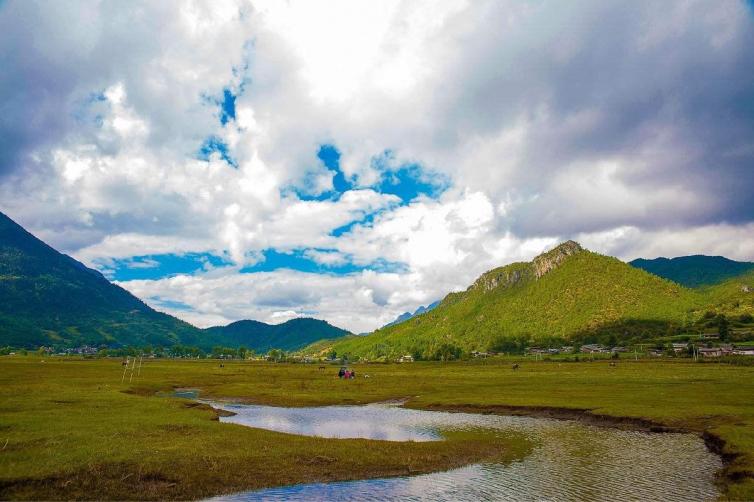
512,363,520,371
318,365,326,371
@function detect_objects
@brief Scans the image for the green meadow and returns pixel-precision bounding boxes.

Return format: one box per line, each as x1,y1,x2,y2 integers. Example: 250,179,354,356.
1,356,753,500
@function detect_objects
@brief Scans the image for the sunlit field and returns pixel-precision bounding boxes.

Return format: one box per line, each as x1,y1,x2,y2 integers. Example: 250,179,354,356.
1,356,753,500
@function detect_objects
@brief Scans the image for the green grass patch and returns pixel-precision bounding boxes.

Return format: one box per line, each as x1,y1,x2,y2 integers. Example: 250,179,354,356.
1,356,753,499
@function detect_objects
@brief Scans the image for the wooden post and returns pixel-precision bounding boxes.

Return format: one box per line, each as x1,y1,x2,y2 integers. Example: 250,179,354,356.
121,358,129,383
137,354,143,377
129,357,137,383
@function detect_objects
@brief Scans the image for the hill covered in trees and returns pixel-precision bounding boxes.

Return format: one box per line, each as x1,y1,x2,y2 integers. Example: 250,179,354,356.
630,255,754,288
325,242,754,360
204,318,351,353
0,212,351,351
0,211,207,349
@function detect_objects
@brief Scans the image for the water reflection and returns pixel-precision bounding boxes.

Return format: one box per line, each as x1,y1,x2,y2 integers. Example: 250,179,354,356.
208,403,721,501
213,403,443,441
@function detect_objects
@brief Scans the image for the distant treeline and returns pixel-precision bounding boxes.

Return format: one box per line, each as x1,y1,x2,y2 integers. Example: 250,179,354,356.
0,344,270,359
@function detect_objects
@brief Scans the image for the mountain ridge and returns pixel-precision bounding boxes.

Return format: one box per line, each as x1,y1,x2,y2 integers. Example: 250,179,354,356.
0,211,207,348
629,255,754,288
326,241,724,359
204,317,351,352
382,300,441,328
0,211,351,351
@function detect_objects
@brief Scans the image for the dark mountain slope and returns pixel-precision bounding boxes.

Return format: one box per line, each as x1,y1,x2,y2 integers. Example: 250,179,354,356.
630,255,754,288
0,212,354,351
204,317,351,352
0,211,210,348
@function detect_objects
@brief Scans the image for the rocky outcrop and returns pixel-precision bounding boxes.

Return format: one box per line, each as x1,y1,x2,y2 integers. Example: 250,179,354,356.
468,241,584,293
532,240,583,278
472,267,526,292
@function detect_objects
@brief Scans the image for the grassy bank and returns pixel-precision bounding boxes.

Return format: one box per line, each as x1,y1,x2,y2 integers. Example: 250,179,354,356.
1,357,753,499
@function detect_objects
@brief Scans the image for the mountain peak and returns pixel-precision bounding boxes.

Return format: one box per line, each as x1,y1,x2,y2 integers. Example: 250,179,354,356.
532,240,584,278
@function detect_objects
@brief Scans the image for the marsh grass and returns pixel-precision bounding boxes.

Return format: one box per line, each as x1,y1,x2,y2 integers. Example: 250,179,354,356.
1,356,753,499
0,357,529,500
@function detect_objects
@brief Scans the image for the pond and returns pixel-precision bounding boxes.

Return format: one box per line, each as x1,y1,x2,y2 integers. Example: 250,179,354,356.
206,402,721,501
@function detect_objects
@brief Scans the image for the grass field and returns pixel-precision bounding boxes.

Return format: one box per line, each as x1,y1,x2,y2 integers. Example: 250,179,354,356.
1,356,753,500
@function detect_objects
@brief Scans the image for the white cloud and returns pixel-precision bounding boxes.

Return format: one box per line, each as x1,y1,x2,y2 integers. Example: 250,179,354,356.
120,268,429,332
577,223,754,263
2,0,754,332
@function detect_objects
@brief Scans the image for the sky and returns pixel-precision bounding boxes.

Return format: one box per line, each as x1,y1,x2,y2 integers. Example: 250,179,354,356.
2,0,754,333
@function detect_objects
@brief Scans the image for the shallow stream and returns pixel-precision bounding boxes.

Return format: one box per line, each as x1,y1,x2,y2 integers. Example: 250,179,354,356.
206,402,721,501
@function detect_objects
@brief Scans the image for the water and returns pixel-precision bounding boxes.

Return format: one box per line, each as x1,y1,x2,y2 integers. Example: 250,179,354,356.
212,402,442,441
207,402,722,501
172,389,199,399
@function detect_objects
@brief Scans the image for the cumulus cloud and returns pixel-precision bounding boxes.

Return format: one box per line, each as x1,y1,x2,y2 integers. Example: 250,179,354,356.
1,0,754,332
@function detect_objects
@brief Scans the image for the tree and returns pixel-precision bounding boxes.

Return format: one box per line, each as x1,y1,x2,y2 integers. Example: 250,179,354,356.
490,336,520,354
717,314,729,341
430,343,462,361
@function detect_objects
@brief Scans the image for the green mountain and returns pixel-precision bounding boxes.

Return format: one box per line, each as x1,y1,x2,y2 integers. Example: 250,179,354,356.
0,211,209,349
630,255,754,288
328,241,713,360
204,318,351,353
0,211,353,351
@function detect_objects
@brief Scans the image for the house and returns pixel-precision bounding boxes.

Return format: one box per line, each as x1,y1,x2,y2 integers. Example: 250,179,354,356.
733,346,754,356
611,346,628,353
398,354,414,363
527,347,548,355
648,349,664,357
698,347,722,358
580,344,608,354
560,346,574,353
700,333,720,340
471,351,489,358
672,343,688,354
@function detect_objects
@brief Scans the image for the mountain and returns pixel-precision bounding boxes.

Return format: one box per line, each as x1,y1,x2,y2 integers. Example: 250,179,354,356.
204,317,351,352
327,241,710,360
629,255,754,288
0,211,209,349
0,211,350,352
382,300,440,328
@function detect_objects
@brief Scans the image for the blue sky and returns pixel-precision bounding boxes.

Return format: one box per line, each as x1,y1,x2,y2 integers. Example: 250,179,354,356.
108,141,442,282
2,0,754,331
